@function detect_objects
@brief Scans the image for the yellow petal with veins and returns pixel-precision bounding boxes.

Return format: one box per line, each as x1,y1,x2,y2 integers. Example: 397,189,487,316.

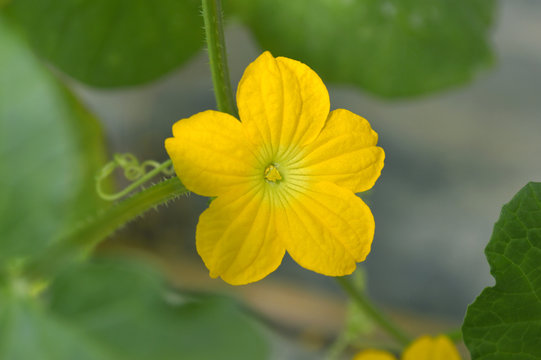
237,51,330,157
165,110,258,197
275,181,374,276
402,335,461,360
302,109,385,193
196,184,286,285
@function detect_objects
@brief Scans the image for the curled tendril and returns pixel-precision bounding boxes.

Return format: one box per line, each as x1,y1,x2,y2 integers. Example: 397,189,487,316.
96,153,174,201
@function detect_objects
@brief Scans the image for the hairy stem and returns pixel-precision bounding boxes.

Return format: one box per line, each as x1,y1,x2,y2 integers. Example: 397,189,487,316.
336,276,412,347
26,177,187,278
201,0,237,116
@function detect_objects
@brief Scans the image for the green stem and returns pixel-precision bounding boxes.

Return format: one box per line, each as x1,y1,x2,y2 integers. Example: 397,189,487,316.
25,177,188,278
201,0,237,116
335,276,412,347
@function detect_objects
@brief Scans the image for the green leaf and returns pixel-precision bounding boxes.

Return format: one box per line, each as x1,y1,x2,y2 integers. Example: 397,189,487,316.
0,259,269,360
462,182,541,360
228,0,495,98
0,0,11,10
3,0,203,87
0,15,107,267
0,296,112,360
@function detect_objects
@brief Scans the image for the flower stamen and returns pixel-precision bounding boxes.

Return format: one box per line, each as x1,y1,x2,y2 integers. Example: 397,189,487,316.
264,164,282,182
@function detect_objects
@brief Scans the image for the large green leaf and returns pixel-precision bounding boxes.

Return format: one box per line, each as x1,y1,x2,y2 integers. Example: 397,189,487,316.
462,182,541,359
229,0,495,98
0,259,269,360
0,15,107,267
0,295,112,360
3,0,203,87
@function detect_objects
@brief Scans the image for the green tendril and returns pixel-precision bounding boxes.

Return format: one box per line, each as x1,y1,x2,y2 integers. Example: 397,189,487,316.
96,153,174,201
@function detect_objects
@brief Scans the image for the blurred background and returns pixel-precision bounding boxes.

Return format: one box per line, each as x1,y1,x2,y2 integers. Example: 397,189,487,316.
2,0,541,359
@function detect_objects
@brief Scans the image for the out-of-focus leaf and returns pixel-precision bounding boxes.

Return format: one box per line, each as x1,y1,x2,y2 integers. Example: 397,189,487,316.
0,259,269,360
3,0,203,87
0,295,112,360
0,0,11,10
0,15,107,267
462,182,541,359
228,0,495,98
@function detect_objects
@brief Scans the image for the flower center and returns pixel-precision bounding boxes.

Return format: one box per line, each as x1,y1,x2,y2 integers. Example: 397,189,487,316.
264,164,282,183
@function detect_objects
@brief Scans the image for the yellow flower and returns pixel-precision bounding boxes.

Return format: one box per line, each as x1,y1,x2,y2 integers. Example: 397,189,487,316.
165,51,384,285
353,335,462,360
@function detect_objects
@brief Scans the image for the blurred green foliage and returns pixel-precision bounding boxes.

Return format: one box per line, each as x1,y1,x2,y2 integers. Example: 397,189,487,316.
228,0,496,97
4,0,203,87
463,182,541,359
0,259,269,359
4,0,495,97
0,15,107,268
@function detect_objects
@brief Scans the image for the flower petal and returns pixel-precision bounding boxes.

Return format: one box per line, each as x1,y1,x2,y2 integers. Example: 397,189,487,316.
301,109,385,193
276,181,374,276
353,349,397,360
165,110,258,197
402,335,461,360
237,51,330,157
196,185,285,285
